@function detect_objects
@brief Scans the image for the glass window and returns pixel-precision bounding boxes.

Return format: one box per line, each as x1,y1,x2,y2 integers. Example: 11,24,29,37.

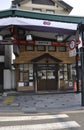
19,72,23,81
64,72,68,80
24,64,28,71
18,64,33,87
37,45,46,51
19,64,23,71
46,10,54,14
33,8,42,12
58,47,66,52
59,64,76,81
48,46,56,51
64,64,67,71
59,64,68,80
23,72,28,82
26,45,34,51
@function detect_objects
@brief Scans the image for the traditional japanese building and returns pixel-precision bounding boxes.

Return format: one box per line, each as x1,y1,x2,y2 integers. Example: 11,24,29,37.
0,1,83,93
13,17,78,92
9,0,76,92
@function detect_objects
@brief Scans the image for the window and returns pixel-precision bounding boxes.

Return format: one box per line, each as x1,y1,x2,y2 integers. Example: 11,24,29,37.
46,10,54,14
32,0,55,5
58,47,66,52
0,45,5,55
33,8,42,12
37,45,46,51
59,64,68,80
26,45,34,51
59,64,75,81
48,46,56,51
18,64,33,87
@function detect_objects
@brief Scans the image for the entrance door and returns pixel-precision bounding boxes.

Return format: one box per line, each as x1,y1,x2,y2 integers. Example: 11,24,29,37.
37,64,58,91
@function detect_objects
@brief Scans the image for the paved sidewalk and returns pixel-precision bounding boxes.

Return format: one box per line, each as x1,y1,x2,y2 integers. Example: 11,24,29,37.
0,92,84,113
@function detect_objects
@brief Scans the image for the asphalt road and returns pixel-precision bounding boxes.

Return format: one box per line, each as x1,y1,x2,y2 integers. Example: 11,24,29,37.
0,110,84,130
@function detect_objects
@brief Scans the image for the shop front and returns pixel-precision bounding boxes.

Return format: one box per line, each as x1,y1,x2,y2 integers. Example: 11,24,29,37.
0,9,83,93
31,53,62,91
16,62,76,92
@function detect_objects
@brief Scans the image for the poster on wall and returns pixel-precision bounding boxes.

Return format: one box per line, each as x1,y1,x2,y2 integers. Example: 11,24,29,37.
69,48,76,57
69,82,73,88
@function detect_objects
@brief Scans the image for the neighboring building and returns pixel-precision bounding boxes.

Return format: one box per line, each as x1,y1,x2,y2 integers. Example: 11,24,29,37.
12,0,73,15
0,44,13,92
0,27,18,92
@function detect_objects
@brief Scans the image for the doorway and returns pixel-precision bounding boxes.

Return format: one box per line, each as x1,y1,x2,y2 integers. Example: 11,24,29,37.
37,64,58,91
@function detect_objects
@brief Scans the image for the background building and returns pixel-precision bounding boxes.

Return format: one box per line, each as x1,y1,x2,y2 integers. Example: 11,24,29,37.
12,0,73,14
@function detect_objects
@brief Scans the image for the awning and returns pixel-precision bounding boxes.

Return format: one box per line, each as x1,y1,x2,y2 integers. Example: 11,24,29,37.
0,17,78,35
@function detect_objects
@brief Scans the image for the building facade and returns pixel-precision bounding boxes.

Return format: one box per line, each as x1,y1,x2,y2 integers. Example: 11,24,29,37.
0,8,83,93
0,0,82,93
10,0,77,92
0,44,14,92
15,0,73,14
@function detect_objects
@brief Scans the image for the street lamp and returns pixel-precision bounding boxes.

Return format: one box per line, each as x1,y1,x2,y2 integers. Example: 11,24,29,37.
26,34,32,41
56,35,64,42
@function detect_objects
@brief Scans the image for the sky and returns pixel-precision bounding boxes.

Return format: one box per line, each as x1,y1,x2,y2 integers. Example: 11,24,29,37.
64,0,84,16
0,0,84,16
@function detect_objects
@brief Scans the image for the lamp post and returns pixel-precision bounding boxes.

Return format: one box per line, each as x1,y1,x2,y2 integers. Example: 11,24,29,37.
76,46,80,93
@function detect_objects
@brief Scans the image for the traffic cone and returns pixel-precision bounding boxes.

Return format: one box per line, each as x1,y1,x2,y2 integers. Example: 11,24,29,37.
73,81,77,91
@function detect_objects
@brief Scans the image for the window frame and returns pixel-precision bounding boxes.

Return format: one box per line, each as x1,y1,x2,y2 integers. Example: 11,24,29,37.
48,46,56,51
26,45,34,51
58,46,66,52
37,45,46,51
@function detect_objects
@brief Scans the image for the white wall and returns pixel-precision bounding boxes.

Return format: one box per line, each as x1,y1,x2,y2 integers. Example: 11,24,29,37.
11,70,16,89
4,69,11,90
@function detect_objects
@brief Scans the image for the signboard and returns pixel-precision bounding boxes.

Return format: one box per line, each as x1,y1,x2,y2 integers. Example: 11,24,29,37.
13,40,35,45
0,40,12,45
52,42,66,46
69,40,76,50
69,48,76,57
69,81,73,87
35,41,51,45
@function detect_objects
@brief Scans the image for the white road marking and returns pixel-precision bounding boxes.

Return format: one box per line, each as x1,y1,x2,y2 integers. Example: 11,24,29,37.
0,114,68,122
0,121,80,130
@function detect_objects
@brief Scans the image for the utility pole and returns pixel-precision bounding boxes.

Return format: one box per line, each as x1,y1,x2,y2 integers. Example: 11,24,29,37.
80,31,84,106
76,46,80,93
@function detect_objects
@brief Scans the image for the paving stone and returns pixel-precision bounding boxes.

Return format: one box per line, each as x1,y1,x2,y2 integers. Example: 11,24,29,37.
10,103,20,107
22,107,36,113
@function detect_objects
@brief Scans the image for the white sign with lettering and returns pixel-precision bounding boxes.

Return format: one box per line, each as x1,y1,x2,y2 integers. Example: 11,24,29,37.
35,41,51,45
69,48,76,57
